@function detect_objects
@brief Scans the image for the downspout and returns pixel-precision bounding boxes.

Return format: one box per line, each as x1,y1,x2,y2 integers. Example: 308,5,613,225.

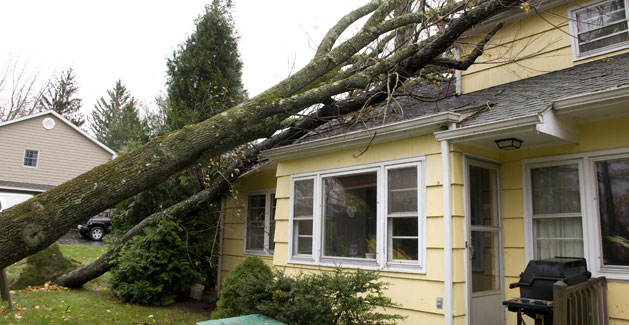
216,196,226,297
455,46,462,96
441,139,453,325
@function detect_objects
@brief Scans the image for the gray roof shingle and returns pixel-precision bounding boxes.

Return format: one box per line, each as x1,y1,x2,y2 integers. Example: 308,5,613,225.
297,52,629,143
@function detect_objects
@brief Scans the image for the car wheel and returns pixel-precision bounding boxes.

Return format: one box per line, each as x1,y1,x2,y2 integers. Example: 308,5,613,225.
89,226,105,241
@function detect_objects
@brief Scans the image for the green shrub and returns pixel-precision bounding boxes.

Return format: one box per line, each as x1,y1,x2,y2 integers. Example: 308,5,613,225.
211,256,273,319
12,243,75,289
212,256,404,324
259,268,405,325
109,218,202,305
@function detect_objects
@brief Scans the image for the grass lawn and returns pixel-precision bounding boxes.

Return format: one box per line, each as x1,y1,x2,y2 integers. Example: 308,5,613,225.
1,243,209,324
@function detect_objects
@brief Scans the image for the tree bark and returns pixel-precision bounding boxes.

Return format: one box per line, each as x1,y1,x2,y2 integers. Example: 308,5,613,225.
56,18,502,286
55,85,385,287
0,0,521,270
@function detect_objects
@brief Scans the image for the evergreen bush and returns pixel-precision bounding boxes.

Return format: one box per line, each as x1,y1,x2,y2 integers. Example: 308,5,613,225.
259,268,405,325
109,218,202,305
211,256,273,319
212,256,404,324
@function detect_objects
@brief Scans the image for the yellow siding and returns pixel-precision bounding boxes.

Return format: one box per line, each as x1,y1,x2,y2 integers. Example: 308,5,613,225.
219,134,462,324
494,118,629,324
220,116,629,324
220,171,277,283
459,0,629,93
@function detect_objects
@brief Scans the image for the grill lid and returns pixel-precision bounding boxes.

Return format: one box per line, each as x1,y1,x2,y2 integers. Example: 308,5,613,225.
509,257,591,301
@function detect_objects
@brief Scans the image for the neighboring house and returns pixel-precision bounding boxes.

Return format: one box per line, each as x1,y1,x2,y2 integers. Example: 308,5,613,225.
0,111,116,212
218,1,629,324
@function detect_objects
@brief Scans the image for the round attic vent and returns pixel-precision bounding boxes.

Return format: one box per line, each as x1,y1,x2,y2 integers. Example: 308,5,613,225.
42,117,56,130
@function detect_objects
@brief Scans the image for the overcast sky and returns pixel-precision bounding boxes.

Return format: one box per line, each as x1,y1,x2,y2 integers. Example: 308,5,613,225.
0,0,366,117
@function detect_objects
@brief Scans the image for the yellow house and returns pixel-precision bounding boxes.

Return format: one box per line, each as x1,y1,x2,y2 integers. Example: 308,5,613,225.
218,0,629,324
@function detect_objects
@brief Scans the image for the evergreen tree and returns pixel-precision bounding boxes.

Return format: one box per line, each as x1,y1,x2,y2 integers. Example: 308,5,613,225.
165,0,244,131
89,80,147,152
39,68,84,126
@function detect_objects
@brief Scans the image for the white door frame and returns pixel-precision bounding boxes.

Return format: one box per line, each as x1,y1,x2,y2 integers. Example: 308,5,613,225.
463,156,506,325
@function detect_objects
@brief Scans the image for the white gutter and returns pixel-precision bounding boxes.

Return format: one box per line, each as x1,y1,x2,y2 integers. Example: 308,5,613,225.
434,114,542,142
216,196,226,296
264,112,461,161
553,85,629,112
441,139,453,325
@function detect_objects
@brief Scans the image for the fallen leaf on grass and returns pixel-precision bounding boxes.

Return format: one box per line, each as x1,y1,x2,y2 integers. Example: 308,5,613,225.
24,282,67,292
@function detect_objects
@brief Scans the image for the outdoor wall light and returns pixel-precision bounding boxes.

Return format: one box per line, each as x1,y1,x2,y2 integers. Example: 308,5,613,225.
495,138,523,150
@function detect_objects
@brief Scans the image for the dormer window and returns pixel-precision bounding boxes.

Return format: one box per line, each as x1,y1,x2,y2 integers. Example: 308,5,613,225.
569,0,629,59
23,149,39,167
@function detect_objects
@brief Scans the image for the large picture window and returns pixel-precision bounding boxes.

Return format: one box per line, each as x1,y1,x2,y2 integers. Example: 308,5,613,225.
290,158,425,271
245,191,276,254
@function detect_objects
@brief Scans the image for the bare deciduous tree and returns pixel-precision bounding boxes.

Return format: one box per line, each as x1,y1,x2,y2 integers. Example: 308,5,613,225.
0,56,51,122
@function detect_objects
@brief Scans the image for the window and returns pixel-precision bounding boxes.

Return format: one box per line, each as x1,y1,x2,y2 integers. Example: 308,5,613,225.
23,149,39,167
593,156,629,268
529,163,584,259
290,158,425,272
569,0,629,59
245,191,276,254
525,149,629,279
387,166,420,261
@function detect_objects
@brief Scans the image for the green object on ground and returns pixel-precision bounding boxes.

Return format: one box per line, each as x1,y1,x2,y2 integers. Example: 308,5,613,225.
198,314,285,325
11,243,75,289
3,244,208,324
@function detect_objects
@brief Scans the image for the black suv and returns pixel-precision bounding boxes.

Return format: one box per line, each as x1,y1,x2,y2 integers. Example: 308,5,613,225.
78,212,113,241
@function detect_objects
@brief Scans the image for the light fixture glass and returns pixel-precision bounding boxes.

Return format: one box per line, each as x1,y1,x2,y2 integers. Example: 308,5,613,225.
495,138,523,150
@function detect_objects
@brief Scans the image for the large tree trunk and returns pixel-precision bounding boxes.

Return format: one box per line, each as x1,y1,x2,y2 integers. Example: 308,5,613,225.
56,85,386,287
56,17,503,286
0,0,521,270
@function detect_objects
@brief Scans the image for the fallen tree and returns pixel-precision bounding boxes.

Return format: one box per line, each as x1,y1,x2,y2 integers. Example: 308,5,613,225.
56,19,503,288
0,0,522,270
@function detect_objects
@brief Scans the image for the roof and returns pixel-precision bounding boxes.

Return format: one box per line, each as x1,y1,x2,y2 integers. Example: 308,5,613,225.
0,180,53,193
0,110,116,157
296,52,629,144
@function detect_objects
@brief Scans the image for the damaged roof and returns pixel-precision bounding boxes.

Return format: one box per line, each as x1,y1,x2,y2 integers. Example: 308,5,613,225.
295,52,629,144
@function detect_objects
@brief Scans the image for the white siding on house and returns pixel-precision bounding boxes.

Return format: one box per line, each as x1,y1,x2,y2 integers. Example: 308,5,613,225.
0,191,33,211
0,114,113,186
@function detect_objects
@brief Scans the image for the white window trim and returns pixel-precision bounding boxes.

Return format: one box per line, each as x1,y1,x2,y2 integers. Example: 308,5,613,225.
288,157,426,274
243,189,275,256
587,151,629,278
568,0,629,61
522,147,629,280
524,158,588,260
22,149,39,168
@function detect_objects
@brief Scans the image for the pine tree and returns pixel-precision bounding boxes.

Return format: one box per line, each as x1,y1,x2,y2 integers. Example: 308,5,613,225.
165,0,244,131
89,80,146,152
39,68,84,126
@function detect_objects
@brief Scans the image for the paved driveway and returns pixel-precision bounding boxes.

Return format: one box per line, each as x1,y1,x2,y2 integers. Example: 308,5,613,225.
58,229,105,246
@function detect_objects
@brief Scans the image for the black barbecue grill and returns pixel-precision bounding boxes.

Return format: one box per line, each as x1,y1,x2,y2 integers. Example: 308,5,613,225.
503,257,592,324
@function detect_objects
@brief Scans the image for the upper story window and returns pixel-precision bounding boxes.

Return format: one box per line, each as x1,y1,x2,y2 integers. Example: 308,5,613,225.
23,149,39,168
290,158,425,273
569,0,629,59
245,190,276,255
